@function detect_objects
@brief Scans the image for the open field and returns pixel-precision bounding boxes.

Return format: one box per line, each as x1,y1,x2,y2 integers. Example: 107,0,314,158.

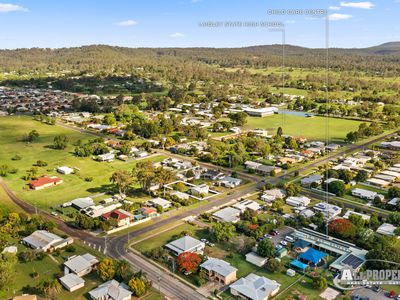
0,183,23,213
244,114,366,142
0,116,166,210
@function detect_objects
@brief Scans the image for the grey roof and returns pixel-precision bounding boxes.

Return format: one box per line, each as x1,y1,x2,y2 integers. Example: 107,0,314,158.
230,273,281,300
71,197,95,209
212,207,241,222
301,174,322,184
200,258,237,277
89,280,132,300
64,253,98,274
165,236,204,253
22,230,63,249
59,273,84,289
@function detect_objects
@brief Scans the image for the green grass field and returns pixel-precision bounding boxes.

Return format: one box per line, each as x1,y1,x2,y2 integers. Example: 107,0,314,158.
244,115,365,142
0,116,165,211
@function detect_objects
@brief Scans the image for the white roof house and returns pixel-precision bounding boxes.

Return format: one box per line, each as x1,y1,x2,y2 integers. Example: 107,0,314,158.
170,190,190,200
97,153,115,162
244,107,278,117
89,280,131,300
212,207,241,223
57,166,74,175
165,236,205,256
261,189,286,202
59,273,85,292
313,202,342,219
286,196,311,207
218,176,242,188
22,230,72,252
189,184,209,195
245,252,268,267
351,188,384,201
64,253,99,277
147,197,172,209
232,200,261,213
343,210,371,221
230,273,281,300
376,223,398,237
70,197,95,209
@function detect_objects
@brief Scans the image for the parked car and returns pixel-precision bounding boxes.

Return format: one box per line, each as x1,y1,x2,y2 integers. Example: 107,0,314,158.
280,240,288,246
275,244,283,250
372,286,381,293
285,236,295,243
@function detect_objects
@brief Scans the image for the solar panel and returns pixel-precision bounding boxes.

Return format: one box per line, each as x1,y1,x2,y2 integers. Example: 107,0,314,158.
342,254,364,269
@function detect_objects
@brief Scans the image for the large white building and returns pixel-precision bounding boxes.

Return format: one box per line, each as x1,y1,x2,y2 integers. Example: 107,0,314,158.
230,273,281,300
286,196,311,207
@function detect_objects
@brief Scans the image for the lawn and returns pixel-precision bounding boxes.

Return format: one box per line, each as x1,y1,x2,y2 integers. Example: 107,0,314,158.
1,240,105,300
243,114,366,142
0,183,23,213
0,116,166,211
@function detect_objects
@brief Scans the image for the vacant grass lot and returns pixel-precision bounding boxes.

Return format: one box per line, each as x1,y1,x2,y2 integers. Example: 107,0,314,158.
0,116,165,211
244,115,365,142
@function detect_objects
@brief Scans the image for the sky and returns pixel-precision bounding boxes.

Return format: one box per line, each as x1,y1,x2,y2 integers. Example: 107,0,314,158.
0,0,399,49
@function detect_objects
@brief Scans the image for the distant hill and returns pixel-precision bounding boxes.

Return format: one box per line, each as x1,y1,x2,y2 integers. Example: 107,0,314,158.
1,42,400,74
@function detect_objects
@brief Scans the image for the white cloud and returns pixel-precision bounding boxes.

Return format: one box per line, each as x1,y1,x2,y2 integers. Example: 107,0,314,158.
0,3,27,13
169,32,184,38
329,6,341,10
340,1,375,9
328,13,353,20
116,20,138,27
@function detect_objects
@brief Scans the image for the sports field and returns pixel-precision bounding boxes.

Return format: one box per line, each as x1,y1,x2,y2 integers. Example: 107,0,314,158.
0,116,165,210
244,114,366,142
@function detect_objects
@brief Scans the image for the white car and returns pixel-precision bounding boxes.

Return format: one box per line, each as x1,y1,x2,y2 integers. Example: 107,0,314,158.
280,240,288,246
285,236,295,243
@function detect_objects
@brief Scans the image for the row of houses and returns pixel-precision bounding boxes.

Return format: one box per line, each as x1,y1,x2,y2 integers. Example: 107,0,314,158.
164,235,280,300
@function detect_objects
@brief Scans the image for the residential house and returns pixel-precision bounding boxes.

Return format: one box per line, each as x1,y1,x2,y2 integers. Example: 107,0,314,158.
22,230,73,252
165,236,205,256
138,207,159,218
376,223,398,237
313,202,342,219
59,273,85,292
212,207,241,223
286,196,311,207
189,184,209,195
97,153,115,162
300,174,323,187
351,188,384,201
218,176,242,188
89,280,132,300
170,190,190,200
342,210,371,221
200,258,238,285
57,166,74,175
29,176,63,190
232,200,261,213
380,141,400,150
64,253,99,277
202,169,225,180
101,209,134,227
230,273,281,300
67,197,95,210
245,252,268,267
147,197,172,209
261,189,286,203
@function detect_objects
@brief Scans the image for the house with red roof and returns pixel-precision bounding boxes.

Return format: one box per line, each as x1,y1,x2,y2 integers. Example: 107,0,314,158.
29,176,63,190
101,209,134,227
138,207,159,218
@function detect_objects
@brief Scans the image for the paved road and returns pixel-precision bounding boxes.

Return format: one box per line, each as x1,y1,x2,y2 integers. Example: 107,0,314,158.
0,178,254,300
